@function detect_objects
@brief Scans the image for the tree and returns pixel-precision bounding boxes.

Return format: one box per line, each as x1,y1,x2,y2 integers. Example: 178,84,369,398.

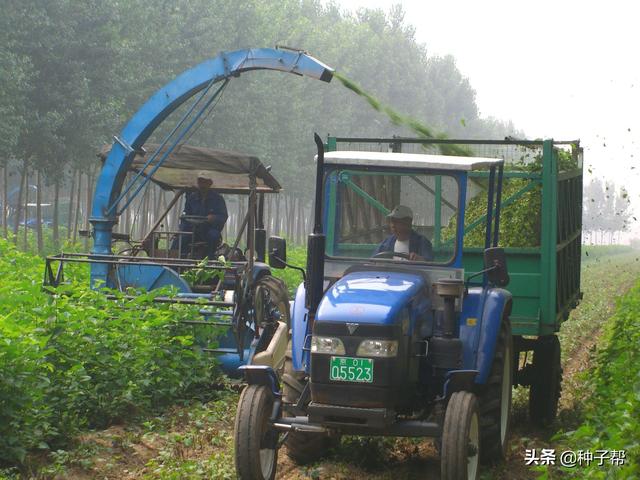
583,179,632,244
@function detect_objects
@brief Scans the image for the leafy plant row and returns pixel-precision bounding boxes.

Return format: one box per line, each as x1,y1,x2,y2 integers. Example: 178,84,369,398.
558,279,640,478
0,239,219,467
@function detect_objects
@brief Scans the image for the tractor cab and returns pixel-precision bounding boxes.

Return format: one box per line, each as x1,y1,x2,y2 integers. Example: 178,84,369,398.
320,150,504,275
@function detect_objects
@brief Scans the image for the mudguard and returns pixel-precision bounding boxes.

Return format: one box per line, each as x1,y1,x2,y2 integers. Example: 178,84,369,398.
238,365,281,396
251,263,271,283
475,288,512,384
443,370,479,398
290,283,310,372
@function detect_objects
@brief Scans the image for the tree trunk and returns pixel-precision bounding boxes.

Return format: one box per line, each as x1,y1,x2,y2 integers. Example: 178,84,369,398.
288,195,295,241
124,175,131,235
274,195,280,237
12,164,25,243
66,168,75,240
265,194,271,236
2,164,8,239
140,188,150,239
22,168,29,251
36,170,43,254
72,170,82,244
52,178,60,249
83,169,94,250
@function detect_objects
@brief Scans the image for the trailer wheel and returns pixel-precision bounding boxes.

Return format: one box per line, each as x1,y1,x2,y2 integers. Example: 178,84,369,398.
282,343,333,464
234,384,279,480
477,316,512,463
529,335,562,427
441,391,480,480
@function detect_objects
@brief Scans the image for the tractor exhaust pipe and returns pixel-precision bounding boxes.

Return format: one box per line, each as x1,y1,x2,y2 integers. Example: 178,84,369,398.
305,133,326,314
429,279,466,370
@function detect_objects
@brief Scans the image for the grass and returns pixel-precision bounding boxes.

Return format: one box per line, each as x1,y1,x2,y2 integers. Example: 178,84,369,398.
581,244,637,262
271,244,307,296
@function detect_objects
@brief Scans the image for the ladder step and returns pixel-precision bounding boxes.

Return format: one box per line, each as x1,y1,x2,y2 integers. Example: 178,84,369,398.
182,320,232,327
199,309,233,316
202,347,238,354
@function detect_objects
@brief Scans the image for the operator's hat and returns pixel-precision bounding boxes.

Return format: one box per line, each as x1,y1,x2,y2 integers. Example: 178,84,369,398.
387,205,413,220
197,171,213,182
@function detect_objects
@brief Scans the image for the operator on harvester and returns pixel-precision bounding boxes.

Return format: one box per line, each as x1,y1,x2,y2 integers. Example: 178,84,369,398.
174,172,228,258
373,205,434,261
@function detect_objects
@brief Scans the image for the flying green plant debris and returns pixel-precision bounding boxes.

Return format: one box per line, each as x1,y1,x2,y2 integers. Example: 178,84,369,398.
333,72,471,156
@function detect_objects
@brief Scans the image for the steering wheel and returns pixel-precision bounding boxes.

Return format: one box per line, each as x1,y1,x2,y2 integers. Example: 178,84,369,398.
372,251,412,260
180,214,209,225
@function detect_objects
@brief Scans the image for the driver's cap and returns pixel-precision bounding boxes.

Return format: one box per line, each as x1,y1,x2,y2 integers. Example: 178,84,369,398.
197,171,212,182
386,205,413,220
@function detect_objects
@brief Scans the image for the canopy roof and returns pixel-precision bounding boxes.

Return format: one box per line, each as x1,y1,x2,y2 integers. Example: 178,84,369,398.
99,144,281,193
321,151,504,171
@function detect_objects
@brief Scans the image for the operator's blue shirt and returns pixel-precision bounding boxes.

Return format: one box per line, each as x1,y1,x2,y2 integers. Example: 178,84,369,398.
182,190,228,232
373,230,434,260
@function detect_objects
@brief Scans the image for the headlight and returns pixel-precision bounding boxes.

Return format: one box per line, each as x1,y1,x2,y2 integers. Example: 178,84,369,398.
311,336,346,355
357,339,398,358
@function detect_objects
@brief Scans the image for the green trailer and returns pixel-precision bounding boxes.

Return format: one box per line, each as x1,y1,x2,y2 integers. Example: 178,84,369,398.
325,136,583,425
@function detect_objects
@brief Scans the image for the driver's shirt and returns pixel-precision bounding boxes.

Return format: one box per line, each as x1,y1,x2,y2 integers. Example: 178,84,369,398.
181,190,228,232
373,230,434,261
394,239,410,258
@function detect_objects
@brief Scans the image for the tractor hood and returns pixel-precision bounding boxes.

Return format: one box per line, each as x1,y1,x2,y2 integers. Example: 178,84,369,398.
316,270,425,325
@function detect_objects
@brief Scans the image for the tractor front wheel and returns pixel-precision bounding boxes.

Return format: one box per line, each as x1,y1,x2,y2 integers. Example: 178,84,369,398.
529,335,562,427
441,391,480,480
234,384,279,480
477,316,513,463
282,343,334,464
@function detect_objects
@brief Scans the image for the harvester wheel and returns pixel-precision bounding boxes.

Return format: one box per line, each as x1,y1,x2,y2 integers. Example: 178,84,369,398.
254,275,290,328
234,384,279,480
529,335,562,427
251,275,291,368
441,391,480,480
282,342,333,464
477,316,513,463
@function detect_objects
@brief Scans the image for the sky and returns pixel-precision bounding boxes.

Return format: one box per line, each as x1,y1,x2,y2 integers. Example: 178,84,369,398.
332,0,640,238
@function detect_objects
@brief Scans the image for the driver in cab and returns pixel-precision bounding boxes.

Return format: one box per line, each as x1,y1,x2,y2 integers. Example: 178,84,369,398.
373,205,433,261
177,172,228,258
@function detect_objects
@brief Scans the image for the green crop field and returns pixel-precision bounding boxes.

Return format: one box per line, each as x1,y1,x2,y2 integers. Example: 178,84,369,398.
1,241,639,479
0,239,221,467
540,276,640,479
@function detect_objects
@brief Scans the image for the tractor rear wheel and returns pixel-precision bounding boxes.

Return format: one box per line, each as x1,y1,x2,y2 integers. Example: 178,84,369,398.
282,343,333,464
477,316,513,463
441,391,480,480
234,384,279,480
529,335,562,427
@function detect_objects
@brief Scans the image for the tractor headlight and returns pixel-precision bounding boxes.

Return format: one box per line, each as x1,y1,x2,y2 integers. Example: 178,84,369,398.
357,339,398,358
311,336,346,355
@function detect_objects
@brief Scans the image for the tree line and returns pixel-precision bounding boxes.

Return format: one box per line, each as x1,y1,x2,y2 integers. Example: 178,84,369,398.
583,178,632,244
0,0,519,252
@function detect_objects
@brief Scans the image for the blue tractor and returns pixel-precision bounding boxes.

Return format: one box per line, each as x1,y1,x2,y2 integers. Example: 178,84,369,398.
234,135,512,480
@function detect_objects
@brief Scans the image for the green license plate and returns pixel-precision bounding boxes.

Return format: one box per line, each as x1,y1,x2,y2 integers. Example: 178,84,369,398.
329,356,373,383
